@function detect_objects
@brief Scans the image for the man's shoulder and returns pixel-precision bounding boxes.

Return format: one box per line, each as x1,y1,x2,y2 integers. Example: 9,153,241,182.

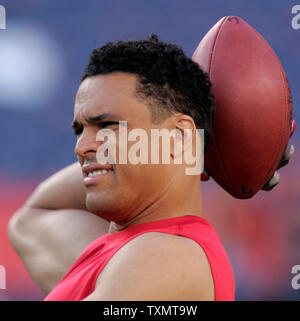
87,230,215,300
122,231,214,282
125,231,208,257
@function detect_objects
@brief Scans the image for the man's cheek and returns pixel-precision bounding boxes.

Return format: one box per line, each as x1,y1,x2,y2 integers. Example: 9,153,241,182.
96,129,117,165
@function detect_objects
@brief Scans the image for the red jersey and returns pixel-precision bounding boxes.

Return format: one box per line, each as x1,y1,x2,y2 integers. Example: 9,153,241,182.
45,215,235,301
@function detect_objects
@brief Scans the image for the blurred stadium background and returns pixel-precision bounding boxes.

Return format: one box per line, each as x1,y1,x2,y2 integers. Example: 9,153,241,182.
0,0,299,300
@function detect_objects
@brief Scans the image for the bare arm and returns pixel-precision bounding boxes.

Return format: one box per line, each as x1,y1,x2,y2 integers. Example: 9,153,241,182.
84,233,214,301
8,163,109,294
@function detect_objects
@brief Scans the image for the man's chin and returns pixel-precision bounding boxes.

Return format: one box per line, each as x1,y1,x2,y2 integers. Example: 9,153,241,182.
85,192,114,217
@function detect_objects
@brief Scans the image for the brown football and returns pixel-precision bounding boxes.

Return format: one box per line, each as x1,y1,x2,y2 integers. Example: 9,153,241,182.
193,16,293,198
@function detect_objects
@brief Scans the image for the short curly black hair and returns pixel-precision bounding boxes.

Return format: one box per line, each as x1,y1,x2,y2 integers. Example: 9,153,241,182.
82,34,215,150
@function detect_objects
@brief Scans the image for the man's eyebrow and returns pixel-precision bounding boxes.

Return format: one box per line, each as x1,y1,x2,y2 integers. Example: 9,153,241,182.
72,113,124,131
85,113,122,124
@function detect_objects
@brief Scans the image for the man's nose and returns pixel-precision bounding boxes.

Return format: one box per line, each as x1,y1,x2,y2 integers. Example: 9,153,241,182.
75,130,99,158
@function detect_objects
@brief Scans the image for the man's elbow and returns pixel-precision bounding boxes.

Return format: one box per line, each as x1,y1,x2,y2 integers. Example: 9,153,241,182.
7,206,31,252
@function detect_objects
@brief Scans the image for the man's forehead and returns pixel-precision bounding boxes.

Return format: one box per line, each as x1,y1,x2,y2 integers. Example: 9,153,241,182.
76,73,137,101
73,73,151,122
74,74,134,115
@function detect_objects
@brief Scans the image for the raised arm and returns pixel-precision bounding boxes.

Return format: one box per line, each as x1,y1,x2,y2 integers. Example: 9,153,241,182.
8,162,109,294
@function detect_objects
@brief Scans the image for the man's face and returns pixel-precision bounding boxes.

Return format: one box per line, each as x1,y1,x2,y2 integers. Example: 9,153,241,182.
73,73,175,223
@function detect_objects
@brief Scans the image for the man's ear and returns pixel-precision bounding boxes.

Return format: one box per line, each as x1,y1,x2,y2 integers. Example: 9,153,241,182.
172,115,196,161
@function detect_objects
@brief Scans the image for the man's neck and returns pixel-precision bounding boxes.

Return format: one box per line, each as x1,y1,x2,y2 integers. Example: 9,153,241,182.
108,179,204,234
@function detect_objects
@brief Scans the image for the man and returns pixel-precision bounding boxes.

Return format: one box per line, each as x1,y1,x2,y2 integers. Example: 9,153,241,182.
7,34,292,301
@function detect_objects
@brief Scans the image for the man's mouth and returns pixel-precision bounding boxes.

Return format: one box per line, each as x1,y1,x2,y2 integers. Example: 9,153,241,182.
87,169,113,177
82,164,114,185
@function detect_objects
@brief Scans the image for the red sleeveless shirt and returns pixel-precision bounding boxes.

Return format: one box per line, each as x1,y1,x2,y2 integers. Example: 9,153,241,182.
45,215,235,301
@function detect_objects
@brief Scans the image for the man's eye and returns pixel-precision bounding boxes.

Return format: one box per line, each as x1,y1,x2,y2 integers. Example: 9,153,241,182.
99,121,119,128
74,128,83,136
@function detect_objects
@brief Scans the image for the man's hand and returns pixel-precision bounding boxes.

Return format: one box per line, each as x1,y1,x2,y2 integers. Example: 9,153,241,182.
261,143,295,191
261,119,296,191
201,120,296,192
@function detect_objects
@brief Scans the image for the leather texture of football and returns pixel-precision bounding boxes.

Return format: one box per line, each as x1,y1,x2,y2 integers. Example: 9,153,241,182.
192,16,293,198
